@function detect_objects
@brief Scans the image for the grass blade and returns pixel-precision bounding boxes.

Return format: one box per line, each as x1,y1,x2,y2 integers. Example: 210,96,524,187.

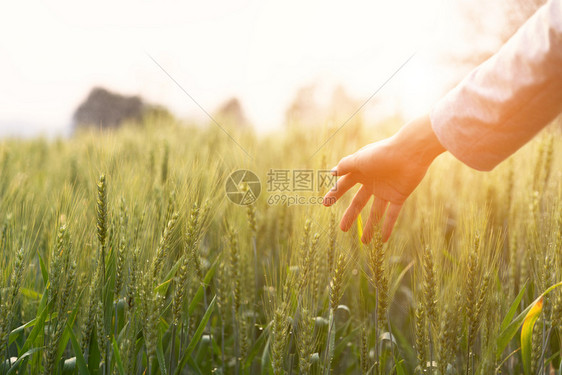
20,305,49,354
496,281,562,359
68,321,91,375
5,347,42,375
156,331,168,375
111,337,125,375
394,358,406,375
521,297,543,375
188,261,217,316
174,296,216,375
499,282,527,333
37,250,48,285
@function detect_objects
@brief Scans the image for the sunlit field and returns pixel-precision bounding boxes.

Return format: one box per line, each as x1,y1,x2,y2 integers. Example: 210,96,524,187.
0,115,561,375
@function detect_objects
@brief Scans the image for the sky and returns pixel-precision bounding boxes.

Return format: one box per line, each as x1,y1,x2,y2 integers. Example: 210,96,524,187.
0,0,506,136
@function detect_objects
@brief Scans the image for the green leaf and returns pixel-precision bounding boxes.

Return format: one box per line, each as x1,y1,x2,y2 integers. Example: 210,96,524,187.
174,296,216,375
9,315,43,345
155,257,183,295
188,261,217,316
390,321,416,367
394,359,406,375
244,321,271,368
156,331,168,375
333,323,360,361
261,336,271,375
6,347,42,375
496,281,562,359
56,289,85,361
323,309,336,375
389,261,414,300
499,283,527,333
20,287,42,301
20,304,49,353
521,297,543,375
37,250,48,285
68,322,91,375
187,356,204,375
111,337,125,375
155,278,172,295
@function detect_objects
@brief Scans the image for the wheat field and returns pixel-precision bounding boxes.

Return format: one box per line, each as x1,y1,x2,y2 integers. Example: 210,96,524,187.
0,115,561,374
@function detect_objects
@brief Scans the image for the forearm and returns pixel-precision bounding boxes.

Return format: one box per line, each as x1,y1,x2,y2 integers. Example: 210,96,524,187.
430,0,562,171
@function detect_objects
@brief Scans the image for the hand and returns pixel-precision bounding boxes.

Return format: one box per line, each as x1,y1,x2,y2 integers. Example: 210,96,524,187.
323,114,445,243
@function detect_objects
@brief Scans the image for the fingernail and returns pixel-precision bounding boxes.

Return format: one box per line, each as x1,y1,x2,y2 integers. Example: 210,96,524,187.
323,196,335,206
330,167,337,176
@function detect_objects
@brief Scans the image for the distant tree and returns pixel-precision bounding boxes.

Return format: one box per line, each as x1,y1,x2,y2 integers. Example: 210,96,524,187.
285,85,316,125
285,83,361,128
214,97,251,128
73,87,145,129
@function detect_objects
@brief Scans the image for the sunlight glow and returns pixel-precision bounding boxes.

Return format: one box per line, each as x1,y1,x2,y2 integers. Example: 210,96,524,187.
0,0,485,135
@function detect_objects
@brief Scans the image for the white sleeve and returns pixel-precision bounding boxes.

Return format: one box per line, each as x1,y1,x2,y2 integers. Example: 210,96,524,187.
430,0,562,171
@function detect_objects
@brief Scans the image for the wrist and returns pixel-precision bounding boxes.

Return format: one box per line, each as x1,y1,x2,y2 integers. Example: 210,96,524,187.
392,113,446,167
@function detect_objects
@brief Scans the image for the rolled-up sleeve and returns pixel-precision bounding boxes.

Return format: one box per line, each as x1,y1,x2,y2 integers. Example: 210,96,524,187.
430,0,562,171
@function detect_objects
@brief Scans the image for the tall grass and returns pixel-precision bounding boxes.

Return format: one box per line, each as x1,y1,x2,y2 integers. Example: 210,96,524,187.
0,117,560,374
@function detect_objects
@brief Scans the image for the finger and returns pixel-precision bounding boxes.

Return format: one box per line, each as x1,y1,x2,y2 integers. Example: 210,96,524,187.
323,174,356,206
361,197,388,244
382,203,402,242
333,154,357,176
340,186,371,232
